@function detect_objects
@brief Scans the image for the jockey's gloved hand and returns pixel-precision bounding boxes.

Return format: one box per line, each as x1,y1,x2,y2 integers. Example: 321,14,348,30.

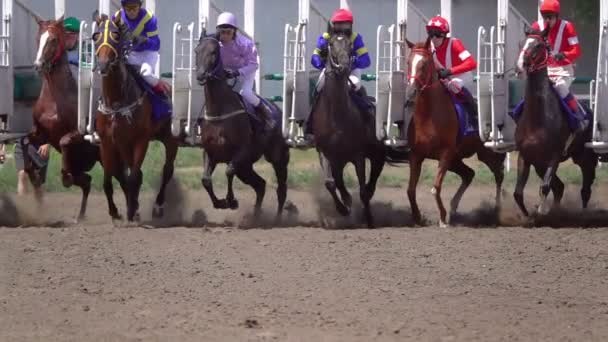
132,35,148,46
438,68,452,79
224,69,240,79
553,52,566,61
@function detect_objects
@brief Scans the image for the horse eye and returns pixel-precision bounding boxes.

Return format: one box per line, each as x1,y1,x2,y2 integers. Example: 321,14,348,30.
92,33,101,42
111,32,119,40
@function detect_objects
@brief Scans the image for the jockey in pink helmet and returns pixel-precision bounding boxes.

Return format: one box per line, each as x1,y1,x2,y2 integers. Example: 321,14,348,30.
215,12,274,129
113,0,171,96
528,0,587,132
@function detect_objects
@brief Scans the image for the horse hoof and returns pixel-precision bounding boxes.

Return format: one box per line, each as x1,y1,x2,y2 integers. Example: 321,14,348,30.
284,201,298,214
152,205,164,218
336,204,350,217
439,220,449,228
537,201,551,216
228,198,239,210
214,199,229,209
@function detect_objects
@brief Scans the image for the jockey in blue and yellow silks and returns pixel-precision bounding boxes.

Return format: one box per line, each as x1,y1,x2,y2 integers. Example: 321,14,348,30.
112,0,170,95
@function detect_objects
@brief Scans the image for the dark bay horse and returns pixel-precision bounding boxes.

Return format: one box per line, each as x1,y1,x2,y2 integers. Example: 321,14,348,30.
94,16,178,222
194,30,290,220
311,31,386,228
513,28,597,217
405,39,505,227
30,16,99,220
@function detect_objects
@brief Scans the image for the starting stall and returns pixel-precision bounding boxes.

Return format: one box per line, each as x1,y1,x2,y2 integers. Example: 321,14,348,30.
586,0,608,154
0,0,15,142
170,0,258,145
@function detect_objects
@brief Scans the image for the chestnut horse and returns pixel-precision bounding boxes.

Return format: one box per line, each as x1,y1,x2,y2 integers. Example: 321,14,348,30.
513,28,597,217
30,16,99,220
94,16,178,223
405,39,506,227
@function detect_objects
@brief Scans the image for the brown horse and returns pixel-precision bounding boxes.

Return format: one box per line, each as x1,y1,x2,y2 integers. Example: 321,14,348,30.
513,28,597,217
405,39,506,227
94,16,178,223
194,31,291,220
310,30,386,228
30,16,99,220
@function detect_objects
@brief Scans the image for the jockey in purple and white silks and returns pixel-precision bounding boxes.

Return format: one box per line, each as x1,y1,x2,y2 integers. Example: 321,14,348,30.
216,12,274,129
112,0,171,96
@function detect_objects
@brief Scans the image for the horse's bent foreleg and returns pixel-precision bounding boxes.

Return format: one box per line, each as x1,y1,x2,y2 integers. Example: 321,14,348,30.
319,153,349,216
201,151,230,209
58,131,84,187
353,157,372,227
513,154,531,217
235,164,266,217
447,159,475,219
153,135,179,218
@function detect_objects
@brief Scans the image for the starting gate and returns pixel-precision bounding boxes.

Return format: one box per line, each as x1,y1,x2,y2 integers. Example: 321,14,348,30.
375,0,429,147
171,0,258,145
0,0,14,142
586,0,608,154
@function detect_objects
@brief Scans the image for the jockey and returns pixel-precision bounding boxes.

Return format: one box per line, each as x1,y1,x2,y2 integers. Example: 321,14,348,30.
112,0,171,96
216,12,274,130
304,8,371,143
428,15,478,130
63,16,80,80
531,0,587,132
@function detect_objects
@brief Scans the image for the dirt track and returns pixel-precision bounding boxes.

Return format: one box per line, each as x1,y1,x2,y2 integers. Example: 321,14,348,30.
1,184,608,341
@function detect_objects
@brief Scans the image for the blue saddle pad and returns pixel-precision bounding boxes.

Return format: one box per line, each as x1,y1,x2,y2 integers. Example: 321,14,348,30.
127,65,172,121
509,84,591,132
447,88,478,139
241,96,282,131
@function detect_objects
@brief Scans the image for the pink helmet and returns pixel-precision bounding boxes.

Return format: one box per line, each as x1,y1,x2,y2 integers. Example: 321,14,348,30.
217,12,237,28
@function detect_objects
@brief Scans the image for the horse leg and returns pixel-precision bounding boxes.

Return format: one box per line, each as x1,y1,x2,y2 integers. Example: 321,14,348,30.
534,162,564,215
407,155,423,225
127,142,149,222
447,159,475,219
58,131,83,187
353,157,373,227
513,154,531,217
433,153,452,227
573,150,598,209
319,152,349,216
225,167,239,210
72,173,92,222
366,145,386,199
201,151,229,209
100,144,122,221
235,164,266,217
265,143,290,220
476,148,506,209
152,135,178,218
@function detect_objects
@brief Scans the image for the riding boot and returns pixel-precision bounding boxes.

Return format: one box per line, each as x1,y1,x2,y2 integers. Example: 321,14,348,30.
255,101,275,130
460,89,479,132
564,93,589,134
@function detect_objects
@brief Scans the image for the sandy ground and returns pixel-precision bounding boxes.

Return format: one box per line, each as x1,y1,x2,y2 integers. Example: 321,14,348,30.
1,182,608,341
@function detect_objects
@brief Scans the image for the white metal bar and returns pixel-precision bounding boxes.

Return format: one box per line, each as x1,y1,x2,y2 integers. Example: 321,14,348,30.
144,0,155,14
340,0,350,10
440,0,451,36
199,0,209,34
55,0,65,19
99,0,111,16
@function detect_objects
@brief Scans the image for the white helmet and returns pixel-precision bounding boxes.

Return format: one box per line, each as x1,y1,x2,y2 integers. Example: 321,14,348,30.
217,12,238,28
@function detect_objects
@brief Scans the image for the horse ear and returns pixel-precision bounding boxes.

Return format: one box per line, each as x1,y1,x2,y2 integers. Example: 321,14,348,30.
424,36,431,49
406,38,415,49
326,20,333,35
56,14,65,24
541,25,550,38
34,14,44,26
199,27,207,41
523,24,532,36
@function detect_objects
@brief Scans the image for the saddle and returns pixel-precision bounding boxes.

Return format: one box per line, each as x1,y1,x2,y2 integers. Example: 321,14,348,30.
125,65,173,121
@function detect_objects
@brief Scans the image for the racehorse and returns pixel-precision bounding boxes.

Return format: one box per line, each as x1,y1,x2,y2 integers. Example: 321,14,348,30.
310,30,386,228
405,39,506,227
94,15,179,223
194,30,290,220
30,16,99,220
513,27,597,217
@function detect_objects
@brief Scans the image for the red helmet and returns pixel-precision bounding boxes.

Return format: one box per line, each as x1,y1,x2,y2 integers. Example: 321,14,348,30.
331,8,353,24
426,15,450,34
540,0,560,14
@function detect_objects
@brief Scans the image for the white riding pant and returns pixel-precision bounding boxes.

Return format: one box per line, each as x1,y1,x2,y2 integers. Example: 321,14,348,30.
127,50,160,87
316,68,362,91
548,64,575,98
232,72,260,107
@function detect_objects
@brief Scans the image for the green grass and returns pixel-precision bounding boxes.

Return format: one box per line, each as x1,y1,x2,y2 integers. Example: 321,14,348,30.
1,143,607,193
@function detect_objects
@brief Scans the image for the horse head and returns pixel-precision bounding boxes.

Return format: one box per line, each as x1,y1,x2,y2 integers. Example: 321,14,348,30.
93,14,129,76
195,29,224,85
517,26,550,74
34,15,67,73
325,31,353,79
405,37,435,96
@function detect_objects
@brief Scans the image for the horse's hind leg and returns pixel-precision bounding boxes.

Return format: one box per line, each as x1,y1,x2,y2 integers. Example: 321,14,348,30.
573,150,598,209
514,154,531,217
153,135,178,218
235,164,266,217
265,143,290,219
319,153,350,216
477,148,506,209
354,157,373,227
447,159,474,220
72,173,92,222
